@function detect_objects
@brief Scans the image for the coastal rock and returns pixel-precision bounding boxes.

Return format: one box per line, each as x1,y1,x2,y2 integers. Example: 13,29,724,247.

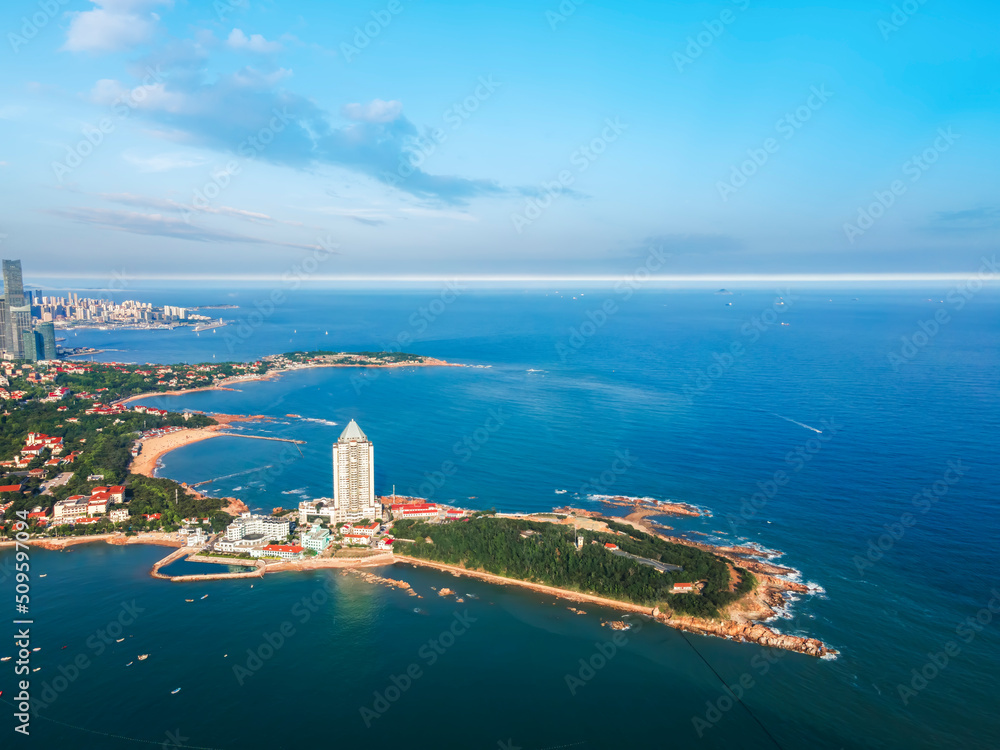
438,588,455,597
222,498,250,516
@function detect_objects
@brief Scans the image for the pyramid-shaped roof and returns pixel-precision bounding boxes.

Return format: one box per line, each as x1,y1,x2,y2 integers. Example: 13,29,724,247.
339,419,368,441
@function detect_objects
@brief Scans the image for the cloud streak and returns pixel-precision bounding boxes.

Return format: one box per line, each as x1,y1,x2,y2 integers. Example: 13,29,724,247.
45,207,324,250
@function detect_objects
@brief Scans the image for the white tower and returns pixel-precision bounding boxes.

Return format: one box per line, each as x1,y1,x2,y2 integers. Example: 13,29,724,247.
332,419,377,522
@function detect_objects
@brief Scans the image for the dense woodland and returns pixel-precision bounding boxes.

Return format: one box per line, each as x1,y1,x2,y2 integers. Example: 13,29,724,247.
393,516,756,618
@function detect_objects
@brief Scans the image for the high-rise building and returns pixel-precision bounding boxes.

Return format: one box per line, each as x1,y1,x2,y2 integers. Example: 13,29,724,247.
1,259,30,359
332,419,378,522
38,322,57,360
22,329,41,361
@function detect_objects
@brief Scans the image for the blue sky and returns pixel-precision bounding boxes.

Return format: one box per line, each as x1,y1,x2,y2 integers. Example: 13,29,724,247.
0,0,997,280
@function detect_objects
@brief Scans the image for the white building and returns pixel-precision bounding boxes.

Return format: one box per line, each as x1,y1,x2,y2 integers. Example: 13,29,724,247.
53,496,89,521
250,544,304,560
332,419,378,523
301,525,331,553
109,508,129,523
225,513,290,542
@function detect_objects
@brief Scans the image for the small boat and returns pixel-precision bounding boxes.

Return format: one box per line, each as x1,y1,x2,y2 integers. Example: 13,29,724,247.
185,599,194,602
39,574,47,578
137,654,149,661
126,662,133,667
32,647,41,652
61,645,68,649
32,667,41,672
0,657,11,662
116,638,124,643
200,594,209,600
171,688,181,694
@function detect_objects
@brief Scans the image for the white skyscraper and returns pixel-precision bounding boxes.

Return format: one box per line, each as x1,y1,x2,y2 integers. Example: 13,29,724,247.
332,419,378,521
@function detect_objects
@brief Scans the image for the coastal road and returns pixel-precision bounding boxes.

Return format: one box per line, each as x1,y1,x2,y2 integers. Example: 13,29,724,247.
609,547,683,573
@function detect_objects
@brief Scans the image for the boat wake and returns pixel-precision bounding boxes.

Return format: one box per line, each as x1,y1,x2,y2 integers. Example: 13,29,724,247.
771,413,823,433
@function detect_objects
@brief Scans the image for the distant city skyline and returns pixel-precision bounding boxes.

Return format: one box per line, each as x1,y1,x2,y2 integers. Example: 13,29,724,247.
1,1,998,279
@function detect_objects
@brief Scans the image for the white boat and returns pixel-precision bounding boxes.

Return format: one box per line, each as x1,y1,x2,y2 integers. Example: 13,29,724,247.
137,654,149,661
171,688,181,694
200,594,209,600
126,662,133,666
0,657,11,662
116,638,124,643
39,574,47,578
31,647,41,652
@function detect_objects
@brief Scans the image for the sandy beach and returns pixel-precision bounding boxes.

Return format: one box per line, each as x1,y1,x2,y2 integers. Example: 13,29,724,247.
130,427,225,477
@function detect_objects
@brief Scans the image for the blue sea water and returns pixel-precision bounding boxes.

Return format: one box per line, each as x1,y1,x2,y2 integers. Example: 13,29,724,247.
3,286,999,749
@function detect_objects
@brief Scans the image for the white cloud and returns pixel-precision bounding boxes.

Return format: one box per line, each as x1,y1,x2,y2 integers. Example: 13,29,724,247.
89,79,186,113
62,1,172,54
342,99,403,123
226,29,283,54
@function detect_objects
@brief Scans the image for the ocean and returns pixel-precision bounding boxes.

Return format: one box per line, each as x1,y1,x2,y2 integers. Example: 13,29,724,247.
3,285,998,749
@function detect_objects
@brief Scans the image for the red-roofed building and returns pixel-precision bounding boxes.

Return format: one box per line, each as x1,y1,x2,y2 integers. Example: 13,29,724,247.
671,582,695,593
376,537,394,550
390,503,439,519
0,482,25,494
604,542,619,550
250,544,304,560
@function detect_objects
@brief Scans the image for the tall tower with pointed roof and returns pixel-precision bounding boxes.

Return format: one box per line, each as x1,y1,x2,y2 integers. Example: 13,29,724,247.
332,419,377,521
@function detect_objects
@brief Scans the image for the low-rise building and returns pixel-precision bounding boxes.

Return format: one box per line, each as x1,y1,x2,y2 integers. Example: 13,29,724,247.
342,533,372,546
300,525,331,553
225,513,290,542
250,544,304,560
109,508,129,523
53,495,89,521
390,503,439,520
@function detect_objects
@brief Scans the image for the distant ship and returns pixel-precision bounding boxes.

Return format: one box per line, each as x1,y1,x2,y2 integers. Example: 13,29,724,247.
192,319,227,332
171,688,182,695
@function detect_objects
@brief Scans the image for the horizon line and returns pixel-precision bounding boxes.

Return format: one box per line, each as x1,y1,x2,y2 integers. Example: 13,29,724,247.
22,272,1000,284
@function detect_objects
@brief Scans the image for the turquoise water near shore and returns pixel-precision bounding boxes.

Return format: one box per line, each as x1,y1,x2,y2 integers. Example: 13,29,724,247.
3,287,999,748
